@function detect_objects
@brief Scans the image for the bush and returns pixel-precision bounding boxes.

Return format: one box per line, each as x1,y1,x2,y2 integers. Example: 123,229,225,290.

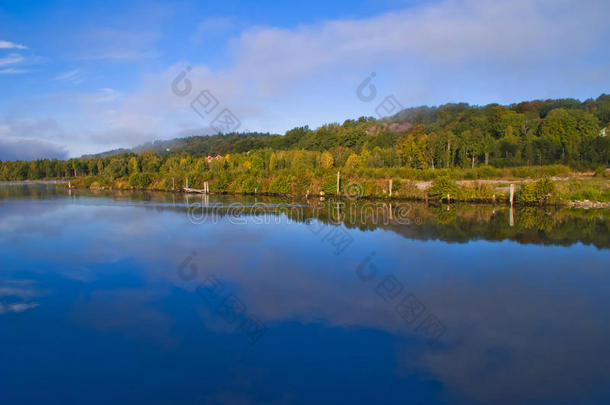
516,177,556,204
428,176,459,200
594,166,608,177
269,176,291,194
210,173,231,193
128,173,152,188
534,177,555,201
516,182,537,204
239,176,261,193
321,174,339,195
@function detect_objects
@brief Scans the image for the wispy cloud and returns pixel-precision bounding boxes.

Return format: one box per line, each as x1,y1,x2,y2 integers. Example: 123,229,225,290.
192,17,235,43
55,69,80,80
0,68,30,74
55,69,83,84
2,0,609,158
94,87,121,103
0,53,25,67
75,28,161,61
0,39,27,49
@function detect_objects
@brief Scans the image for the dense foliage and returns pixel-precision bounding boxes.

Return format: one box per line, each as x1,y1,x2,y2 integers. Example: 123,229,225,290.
1,95,608,184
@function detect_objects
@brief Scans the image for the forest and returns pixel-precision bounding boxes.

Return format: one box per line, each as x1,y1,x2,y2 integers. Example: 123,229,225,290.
1,94,608,200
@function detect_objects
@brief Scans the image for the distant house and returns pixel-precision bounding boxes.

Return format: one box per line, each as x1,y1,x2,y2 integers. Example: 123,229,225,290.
207,155,223,162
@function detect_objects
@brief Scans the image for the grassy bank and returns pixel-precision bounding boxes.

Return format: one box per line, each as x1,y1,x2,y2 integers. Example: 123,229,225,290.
67,165,610,206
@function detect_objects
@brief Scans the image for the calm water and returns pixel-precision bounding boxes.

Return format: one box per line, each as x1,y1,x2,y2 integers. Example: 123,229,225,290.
1,183,609,405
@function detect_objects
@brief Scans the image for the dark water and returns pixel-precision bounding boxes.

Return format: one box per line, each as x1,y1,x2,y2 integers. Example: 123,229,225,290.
1,183,609,405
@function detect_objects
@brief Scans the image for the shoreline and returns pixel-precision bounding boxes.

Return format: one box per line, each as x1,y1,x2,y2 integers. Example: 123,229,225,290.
61,183,610,209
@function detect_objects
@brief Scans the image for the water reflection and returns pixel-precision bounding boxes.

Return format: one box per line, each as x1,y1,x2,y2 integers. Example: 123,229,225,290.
0,183,609,404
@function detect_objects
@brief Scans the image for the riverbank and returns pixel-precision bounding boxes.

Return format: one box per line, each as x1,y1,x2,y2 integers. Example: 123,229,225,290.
62,172,609,208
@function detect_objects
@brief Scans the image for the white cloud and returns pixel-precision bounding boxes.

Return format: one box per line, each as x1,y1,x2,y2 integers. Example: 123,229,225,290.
3,0,610,157
0,68,29,74
94,88,121,103
91,0,608,145
0,53,25,67
192,17,235,43
75,28,161,60
0,40,27,49
55,69,81,81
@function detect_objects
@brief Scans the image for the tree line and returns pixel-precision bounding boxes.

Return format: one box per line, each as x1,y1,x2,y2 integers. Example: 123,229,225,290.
1,94,608,182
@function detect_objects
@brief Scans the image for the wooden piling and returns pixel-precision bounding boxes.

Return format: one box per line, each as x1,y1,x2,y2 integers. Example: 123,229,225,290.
509,184,515,207
172,177,175,191
389,179,393,198
336,171,340,196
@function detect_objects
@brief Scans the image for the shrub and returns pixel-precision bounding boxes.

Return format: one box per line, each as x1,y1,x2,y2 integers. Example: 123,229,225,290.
292,173,313,195
210,173,231,193
594,166,608,177
240,176,261,193
321,174,339,195
128,172,152,188
516,177,556,204
516,182,537,204
534,177,555,202
269,176,291,194
428,176,459,200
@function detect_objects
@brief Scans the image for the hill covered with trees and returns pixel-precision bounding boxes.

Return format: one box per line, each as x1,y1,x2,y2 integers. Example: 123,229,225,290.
1,94,608,200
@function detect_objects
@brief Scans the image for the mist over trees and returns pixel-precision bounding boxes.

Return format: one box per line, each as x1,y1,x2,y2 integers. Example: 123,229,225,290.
1,94,608,181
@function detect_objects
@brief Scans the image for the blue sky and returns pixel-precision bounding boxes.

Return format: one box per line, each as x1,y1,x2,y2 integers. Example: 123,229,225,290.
0,0,609,159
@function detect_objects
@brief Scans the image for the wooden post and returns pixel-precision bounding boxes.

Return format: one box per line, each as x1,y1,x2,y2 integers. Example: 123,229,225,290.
172,177,175,191
336,171,340,196
186,178,189,189
509,184,515,207
447,193,450,204
389,179,393,198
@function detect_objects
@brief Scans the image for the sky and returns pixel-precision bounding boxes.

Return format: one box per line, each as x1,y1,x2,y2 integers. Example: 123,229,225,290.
0,0,609,159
